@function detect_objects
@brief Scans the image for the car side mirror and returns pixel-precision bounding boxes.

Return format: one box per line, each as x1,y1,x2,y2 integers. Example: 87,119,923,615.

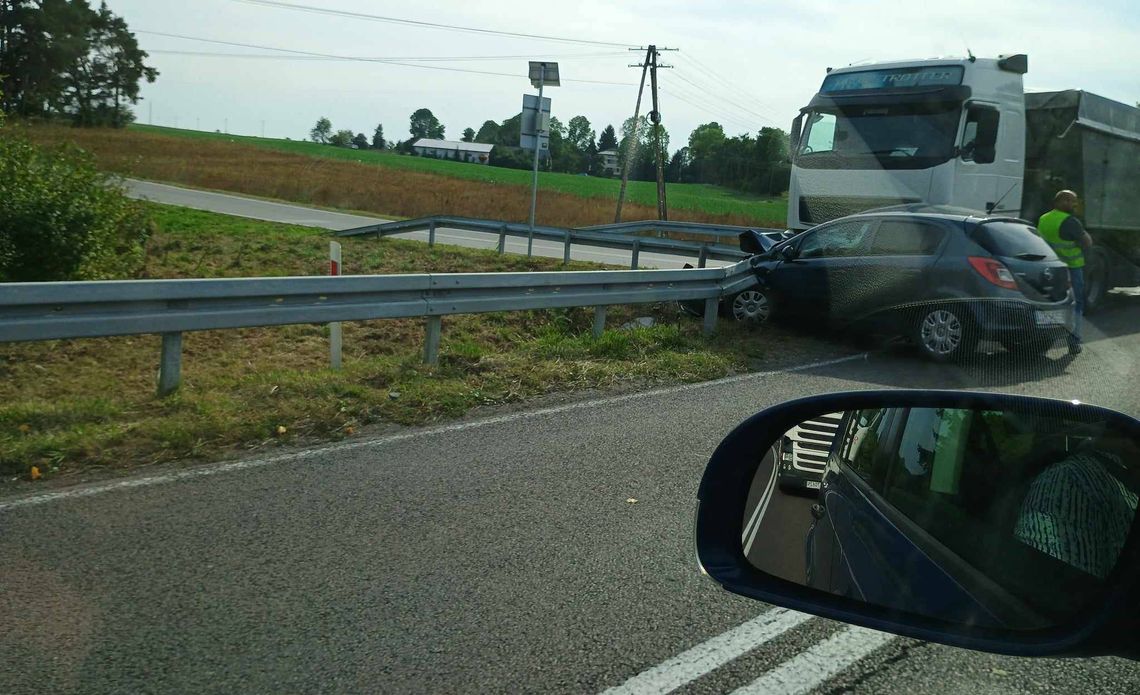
779,245,798,261
696,391,1140,659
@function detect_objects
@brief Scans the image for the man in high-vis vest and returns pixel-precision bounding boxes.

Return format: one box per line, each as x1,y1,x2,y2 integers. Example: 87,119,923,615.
1038,190,1093,354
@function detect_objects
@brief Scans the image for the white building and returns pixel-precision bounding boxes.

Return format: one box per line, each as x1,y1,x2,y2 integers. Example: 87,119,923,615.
598,148,620,176
412,138,495,164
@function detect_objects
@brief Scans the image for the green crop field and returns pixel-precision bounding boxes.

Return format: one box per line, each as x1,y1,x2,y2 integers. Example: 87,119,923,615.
130,124,788,225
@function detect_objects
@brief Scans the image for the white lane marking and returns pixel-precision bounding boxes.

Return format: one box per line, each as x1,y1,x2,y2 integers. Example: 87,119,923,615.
730,626,895,695
600,608,813,695
741,454,778,556
0,353,865,513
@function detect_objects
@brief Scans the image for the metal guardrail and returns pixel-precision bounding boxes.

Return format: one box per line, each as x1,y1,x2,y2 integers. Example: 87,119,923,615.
0,261,757,396
336,216,759,268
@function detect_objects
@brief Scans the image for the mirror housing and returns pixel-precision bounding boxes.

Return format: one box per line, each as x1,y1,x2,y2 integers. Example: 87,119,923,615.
779,244,798,261
789,114,804,159
695,390,1140,659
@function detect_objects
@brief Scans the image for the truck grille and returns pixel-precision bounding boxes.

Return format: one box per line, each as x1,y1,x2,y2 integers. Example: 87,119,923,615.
787,412,845,474
799,196,919,224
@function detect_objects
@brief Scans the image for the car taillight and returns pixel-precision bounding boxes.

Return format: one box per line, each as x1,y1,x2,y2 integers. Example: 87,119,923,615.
968,256,1018,290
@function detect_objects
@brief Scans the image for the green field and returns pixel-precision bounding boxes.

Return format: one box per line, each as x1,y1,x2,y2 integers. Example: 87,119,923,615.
130,124,788,224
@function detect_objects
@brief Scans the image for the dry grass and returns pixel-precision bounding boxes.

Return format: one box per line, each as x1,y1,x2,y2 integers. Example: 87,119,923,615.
17,123,775,228
0,204,850,482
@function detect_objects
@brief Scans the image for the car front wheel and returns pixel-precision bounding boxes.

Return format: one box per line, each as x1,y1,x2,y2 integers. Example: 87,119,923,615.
913,306,977,362
730,289,773,323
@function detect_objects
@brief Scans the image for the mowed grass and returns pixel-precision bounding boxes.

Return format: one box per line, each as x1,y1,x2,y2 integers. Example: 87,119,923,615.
19,122,787,227
0,204,846,481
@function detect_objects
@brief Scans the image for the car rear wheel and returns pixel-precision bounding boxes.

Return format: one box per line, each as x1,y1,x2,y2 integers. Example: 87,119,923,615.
730,289,773,323
913,306,977,362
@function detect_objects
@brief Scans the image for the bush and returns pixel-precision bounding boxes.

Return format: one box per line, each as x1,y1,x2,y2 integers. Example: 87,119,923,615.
0,132,152,282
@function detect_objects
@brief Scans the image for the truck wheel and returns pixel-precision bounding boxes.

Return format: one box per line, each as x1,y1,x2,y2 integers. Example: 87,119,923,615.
913,306,977,362
1083,250,1109,313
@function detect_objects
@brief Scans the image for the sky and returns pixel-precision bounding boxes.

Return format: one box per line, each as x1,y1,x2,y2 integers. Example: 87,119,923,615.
109,0,1139,147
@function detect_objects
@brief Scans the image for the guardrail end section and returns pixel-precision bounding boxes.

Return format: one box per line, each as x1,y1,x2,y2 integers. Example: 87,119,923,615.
157,332,183,398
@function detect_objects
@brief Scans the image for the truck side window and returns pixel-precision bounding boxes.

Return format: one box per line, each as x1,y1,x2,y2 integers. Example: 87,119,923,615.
961,106,1000,164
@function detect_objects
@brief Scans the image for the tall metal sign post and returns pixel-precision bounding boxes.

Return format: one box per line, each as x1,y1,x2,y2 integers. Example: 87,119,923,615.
523,61,559,257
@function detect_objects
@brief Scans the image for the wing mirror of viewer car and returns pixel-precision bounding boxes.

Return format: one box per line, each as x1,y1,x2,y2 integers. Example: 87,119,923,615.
695,391,1140,659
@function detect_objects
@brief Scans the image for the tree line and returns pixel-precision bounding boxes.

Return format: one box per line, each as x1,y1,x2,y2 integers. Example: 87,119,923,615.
309,106,790,195
1,0,157,127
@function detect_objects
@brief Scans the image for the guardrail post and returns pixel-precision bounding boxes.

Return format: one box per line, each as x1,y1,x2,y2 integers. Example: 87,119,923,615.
424,316,442,365
702,298,718,336
631,240,641,270
563,231,572,266
329,241,343,370
428,220,437,247
498,225,507,255
697,245,708,268
593,306,607,338
157,332,183,397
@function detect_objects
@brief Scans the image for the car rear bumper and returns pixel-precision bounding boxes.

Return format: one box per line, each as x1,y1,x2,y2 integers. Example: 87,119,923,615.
969,299,1075,342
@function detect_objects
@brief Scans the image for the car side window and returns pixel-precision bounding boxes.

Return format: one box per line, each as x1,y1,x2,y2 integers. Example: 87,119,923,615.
868,220,946,256
960,106,1000,164
797,221,874,259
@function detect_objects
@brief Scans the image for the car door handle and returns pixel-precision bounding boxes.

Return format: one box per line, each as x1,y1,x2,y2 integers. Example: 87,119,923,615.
810,503,826,520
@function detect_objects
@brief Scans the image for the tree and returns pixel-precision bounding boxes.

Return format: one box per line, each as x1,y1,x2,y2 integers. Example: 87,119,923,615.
461,127,475,142
351,132,369,150
1,1,156,126
474,119,499,143
371,123,385,149
409,107,444,139
597,124,618,152
567,115,595,152
309,116,332,144
329,129,354,147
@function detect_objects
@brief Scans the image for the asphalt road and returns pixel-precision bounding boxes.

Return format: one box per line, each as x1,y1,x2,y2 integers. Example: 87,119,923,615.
123,179,721,269
3,188,1137,693
1,307,1138,693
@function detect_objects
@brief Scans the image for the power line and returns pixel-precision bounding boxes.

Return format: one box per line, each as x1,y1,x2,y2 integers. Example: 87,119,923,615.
231,0,638,48
138,31,636,86
664,80,763,131
659,87,757,134
670,69,780,125
146,49,627,62
677,53,785,122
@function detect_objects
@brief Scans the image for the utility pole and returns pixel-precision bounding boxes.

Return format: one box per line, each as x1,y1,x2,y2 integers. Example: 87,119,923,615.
647,47,675,220
614,48,651,223
615,45,675,222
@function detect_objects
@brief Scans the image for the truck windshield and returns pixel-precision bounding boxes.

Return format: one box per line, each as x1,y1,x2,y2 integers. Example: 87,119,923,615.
797,103,962,169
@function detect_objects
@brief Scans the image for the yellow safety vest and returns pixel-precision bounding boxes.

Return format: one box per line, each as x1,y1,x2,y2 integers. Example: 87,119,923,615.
1037,209,1085,269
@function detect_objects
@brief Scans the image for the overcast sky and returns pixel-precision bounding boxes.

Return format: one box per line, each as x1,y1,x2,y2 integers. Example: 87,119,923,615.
110,0,1138,147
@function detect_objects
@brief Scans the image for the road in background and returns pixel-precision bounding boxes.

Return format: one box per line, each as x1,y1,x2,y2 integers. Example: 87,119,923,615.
124,179,721,269
2,320,1138,693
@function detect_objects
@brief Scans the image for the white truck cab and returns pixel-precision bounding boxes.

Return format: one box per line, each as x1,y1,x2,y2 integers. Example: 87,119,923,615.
788,55,1029,229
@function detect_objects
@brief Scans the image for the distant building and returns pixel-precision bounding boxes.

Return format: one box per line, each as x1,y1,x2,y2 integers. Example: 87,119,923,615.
412,138,494,164
598,148,620,176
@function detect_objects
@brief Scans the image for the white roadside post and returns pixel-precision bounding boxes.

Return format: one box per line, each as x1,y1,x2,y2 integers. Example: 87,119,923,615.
329,241,343,370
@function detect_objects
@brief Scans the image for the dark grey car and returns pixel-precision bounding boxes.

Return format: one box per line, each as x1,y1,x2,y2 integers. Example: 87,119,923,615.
734,207,1076,361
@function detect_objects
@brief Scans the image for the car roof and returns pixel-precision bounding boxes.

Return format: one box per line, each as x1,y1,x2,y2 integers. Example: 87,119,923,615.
836,204,1032,226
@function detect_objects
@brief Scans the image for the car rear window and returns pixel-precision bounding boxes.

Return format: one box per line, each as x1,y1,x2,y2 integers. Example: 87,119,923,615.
869,219,947,256
971,221,1058,258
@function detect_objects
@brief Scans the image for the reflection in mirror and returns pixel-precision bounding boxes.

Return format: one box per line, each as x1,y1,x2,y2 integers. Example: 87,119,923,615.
742,407,1140,630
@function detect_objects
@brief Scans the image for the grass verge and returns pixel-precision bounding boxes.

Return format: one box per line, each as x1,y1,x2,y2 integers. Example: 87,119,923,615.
16,122,787,228
0,204,847,482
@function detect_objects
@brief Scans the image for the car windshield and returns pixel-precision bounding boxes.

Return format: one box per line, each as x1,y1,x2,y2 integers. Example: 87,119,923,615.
1,1,1137,693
